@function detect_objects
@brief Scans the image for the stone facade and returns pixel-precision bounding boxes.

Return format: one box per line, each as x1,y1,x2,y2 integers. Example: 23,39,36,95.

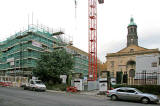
105,17,160,84
106,45,160,82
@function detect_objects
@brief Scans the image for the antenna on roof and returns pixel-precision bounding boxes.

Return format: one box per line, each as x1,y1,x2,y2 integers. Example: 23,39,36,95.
37,19,39,27
32,12,34,25
28,14,30,30
74,0,77,19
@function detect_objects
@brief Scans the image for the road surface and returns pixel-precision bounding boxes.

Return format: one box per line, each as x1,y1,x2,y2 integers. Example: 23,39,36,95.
0,87,158,106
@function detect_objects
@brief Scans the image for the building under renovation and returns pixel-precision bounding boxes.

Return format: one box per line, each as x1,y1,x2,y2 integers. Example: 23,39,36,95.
66,45,88,78
0,25,88,77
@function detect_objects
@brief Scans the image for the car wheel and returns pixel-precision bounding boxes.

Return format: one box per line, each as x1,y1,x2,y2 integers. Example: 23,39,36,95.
141,97,150,104
111,95,118,101
24,87,27,90
32,87,36,91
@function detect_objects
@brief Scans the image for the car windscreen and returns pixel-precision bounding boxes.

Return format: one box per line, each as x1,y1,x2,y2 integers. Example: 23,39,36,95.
35,81,43,84
135,88,143,93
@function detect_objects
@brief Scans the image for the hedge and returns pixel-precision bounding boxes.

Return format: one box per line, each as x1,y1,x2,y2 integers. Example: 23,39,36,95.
46,83,67,91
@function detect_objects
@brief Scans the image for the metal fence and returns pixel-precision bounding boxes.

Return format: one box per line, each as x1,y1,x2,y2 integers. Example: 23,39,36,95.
128,72,160,85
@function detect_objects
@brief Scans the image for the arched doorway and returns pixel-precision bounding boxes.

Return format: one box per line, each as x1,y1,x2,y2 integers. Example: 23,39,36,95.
129,69,135,78
126,60,136,85
127,60,136,66
126,60,136,71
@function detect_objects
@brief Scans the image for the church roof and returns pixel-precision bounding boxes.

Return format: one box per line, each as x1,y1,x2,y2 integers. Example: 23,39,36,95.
128,17,137,26
106,45,160,57
117,45,147,53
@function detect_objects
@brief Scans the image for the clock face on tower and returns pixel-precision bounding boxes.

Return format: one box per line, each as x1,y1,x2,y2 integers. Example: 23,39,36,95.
131,39,133,44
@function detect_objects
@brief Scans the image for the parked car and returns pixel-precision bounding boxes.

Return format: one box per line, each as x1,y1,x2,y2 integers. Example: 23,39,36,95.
106,87,159,104
23,79,46,91
110,78,116,85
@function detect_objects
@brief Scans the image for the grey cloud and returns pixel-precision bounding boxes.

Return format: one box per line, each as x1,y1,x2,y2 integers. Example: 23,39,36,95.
98,39,126,62
98,32,160,62
139,32,160,49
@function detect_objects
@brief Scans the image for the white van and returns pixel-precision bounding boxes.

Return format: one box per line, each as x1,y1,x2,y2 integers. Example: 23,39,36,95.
24,79,46,91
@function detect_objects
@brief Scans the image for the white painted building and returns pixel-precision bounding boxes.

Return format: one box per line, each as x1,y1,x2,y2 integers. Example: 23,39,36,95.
136,54,160,85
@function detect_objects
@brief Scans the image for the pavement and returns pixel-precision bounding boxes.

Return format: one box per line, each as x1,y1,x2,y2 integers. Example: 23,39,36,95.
46,89,107,98
46,90,100,96
3,86,100,97
0,87,160,106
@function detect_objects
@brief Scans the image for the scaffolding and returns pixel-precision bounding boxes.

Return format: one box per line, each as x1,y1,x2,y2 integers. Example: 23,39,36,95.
0,24,71,76
0,24,89,80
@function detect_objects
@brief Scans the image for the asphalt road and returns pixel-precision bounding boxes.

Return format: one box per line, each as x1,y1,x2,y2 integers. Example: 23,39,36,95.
0,87,159,106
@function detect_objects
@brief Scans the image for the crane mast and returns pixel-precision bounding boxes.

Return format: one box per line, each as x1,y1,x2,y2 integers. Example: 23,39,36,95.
88,0,103,81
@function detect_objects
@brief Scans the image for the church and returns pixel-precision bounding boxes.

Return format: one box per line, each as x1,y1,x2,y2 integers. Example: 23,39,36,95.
105,17,160,84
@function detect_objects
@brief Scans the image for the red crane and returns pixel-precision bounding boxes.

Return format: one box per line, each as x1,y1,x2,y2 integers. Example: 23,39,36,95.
74,0,104,81
88,0,104,81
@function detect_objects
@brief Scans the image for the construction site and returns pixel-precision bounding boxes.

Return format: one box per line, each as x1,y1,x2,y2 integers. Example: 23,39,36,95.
0,0,105,91
0,24,89,80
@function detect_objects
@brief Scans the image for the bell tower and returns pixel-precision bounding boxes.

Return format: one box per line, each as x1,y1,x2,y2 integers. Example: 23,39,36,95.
127,17,138,47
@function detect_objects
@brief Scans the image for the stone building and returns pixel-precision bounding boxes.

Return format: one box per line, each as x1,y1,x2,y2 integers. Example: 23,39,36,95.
105,17,160,84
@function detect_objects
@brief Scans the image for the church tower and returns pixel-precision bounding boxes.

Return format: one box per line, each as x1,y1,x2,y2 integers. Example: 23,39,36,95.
127,17,138,47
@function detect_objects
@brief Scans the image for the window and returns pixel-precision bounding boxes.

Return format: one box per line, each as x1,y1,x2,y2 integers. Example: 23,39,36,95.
152,62,157,67
135,28,137,32
110,61,114,67
28,58,32,63
129,28,132,33
31,81,34,84
117,89,125,92
126,90,136,93
131,39,133,44
111,72,114,77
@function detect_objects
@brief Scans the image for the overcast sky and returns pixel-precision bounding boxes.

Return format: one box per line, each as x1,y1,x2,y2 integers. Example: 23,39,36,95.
0,0,160,62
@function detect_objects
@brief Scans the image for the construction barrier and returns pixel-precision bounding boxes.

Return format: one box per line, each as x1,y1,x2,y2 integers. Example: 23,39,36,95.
67,86,77,92
0,76,28,87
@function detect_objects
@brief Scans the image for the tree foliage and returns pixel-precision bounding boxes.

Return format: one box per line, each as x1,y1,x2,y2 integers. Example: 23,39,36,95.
34,48,74,84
